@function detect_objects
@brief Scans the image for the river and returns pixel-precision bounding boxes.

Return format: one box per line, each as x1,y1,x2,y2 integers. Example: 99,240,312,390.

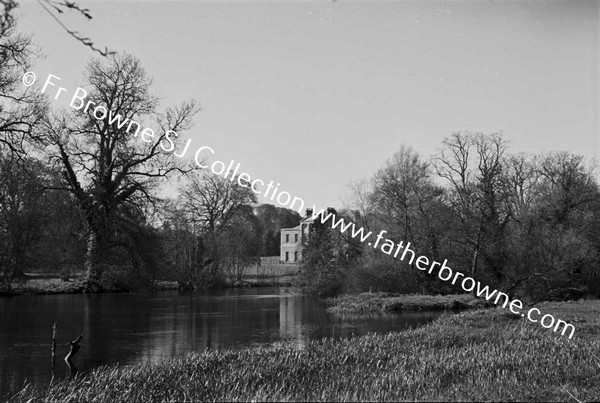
0,287,441,398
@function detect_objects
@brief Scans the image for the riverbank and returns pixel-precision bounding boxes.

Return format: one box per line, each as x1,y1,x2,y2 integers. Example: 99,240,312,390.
0,278,118,297
1,259,300,297
12,300,600,402
1,272,298,297
326,292,494,315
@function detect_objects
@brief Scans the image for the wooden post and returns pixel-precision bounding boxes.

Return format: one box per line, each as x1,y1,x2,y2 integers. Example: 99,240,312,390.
65,334,84,379
51,321,57,373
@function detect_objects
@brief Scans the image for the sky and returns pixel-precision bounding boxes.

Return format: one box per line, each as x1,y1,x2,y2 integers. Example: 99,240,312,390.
15,0,600,211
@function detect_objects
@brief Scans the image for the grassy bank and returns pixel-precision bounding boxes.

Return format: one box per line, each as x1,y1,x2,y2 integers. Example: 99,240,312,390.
0,259,300,296
0,277,115,296
12,300,600,402
327,292,493,315
1,278,294,297
2,269,300,297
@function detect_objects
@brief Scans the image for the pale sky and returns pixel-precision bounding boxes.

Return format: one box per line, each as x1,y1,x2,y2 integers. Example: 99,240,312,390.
16,0,600,211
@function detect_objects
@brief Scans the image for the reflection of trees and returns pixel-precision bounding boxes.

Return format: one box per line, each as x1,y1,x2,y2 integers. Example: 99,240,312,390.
279,293,304,346
139,289,285,360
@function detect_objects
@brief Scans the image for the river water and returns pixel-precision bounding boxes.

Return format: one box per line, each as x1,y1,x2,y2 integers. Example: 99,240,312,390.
0,287,441,398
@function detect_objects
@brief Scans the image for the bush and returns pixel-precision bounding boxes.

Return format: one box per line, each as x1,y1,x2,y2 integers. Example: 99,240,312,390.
345,260,419,294
100,264,154,292
299,260,345,298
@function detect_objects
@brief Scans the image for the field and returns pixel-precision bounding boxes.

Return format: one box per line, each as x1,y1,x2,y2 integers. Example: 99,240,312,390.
12,300,600,402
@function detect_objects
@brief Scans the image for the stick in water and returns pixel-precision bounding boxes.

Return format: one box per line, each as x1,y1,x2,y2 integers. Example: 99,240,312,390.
65,334,84,379
51,321,57,373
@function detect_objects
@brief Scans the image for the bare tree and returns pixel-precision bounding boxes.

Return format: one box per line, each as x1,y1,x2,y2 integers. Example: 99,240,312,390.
529,152,600,298
221,205,261,282
41,53,199,285
180,172,256,282
503,153,541,224
371,146,430,241
433,132,510,284
2,0,113,56
0,1,47,155
346,178,375,233
162,202,201,289
537,151,598,225
369,145,447,266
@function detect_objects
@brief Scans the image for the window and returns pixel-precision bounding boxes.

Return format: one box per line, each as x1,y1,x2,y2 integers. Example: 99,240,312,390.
285,234,290,243
294,251,298,262
294,234,299,243
285,252,289,262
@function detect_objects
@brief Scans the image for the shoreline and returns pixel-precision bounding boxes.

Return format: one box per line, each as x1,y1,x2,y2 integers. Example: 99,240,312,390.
0,276,297,298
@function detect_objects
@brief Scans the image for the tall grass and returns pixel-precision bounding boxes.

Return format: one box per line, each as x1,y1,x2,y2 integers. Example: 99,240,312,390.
327,292,492,315
12,301,600,402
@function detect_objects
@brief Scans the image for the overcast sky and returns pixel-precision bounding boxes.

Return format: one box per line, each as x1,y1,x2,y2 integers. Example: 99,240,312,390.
17,0,599,211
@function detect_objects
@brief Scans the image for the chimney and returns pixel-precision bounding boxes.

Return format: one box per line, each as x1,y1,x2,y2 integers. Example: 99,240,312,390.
305,208,313,218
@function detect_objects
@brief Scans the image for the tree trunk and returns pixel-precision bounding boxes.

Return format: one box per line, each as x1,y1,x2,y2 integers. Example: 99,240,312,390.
84,231,102,283
471,248,479,278
11,240,25,279
470,247,479,296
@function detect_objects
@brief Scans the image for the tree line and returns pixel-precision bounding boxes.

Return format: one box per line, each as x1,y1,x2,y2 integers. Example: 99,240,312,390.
301,136,600,302
2,4,599,302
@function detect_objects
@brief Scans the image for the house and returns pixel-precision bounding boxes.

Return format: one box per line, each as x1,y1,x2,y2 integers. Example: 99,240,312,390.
280,209,313,263
280,207,336,263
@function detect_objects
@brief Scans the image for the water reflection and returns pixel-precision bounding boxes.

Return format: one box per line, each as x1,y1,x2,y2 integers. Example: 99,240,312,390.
0,288,441,398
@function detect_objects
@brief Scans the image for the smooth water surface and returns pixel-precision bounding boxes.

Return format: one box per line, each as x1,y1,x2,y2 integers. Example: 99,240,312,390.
0,288,441,397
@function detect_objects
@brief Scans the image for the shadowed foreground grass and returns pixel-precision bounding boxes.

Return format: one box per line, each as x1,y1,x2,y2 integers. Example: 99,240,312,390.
12,301,600,402
327,292,492,315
